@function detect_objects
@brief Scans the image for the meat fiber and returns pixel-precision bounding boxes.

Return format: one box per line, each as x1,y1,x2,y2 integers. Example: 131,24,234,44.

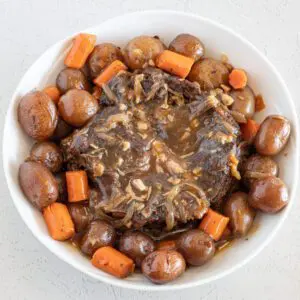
61,68,242,230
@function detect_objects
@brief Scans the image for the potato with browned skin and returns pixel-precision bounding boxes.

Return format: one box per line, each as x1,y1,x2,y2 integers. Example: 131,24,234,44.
142,250,186,284
224,192,255,237
169,33,205,61
18,91,58,140
19,161,58,210
81,220,116,256
188,58,229,91
177,229,215,266
255,115,291,155
88,43,123,78
124,35,164,69
242,154,278,187
56,68,90,94
30,141,63,173
58,89,99,127
248,177,289,213
119,231,155,267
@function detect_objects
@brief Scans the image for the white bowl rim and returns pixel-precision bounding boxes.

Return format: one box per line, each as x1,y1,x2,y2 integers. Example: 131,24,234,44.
3,10,300,291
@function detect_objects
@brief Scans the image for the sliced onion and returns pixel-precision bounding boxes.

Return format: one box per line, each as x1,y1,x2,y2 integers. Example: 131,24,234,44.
189,96,219,120
102,83,118,104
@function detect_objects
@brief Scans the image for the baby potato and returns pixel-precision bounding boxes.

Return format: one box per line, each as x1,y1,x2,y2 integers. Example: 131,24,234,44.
142,250,186,284
56,68,90,94
169,33,205,61
230,86,255,119
18,91,58,140
119,231,155,267
224,192,255,237
242,154,279,187
123,35,165,69
248,176,288,213
68,203,92,233
88,43,123,78
58,89,99,127
55,172,68,203
255,115,291,156
177,229,215,266
80,220,116,256
30,141,63,173
51,117,73,142
188,58,229,91
19,161,58,210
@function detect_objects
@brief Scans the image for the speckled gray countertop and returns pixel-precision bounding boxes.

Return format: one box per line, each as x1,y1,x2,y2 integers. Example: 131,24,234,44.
1,0,300,299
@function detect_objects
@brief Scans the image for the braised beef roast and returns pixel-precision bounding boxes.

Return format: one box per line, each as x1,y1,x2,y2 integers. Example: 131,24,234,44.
61,68,242,232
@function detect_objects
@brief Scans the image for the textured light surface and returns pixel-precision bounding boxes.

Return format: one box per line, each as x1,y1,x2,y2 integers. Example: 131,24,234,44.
0,0,300,299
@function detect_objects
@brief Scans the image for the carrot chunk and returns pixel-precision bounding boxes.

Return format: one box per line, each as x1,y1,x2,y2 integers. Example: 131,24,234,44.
156,240,177,251
43,203,75,241
156,50,194,78
255,94,266,112
240,118,260,142
199,209,229,241
66,170,89,202
93,60,127,87
43,86,61,104
229,69,248,89
92,246,135,278
64,33,96,69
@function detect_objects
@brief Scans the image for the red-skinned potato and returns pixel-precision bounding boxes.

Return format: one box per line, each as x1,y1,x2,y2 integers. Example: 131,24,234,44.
19,161,58,210
88,43,123,78
18,91,58,140
58,89,99,127
169,33,205,61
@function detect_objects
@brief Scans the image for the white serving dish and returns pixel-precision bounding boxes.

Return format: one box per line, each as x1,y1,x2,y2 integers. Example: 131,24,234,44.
3,10,299,291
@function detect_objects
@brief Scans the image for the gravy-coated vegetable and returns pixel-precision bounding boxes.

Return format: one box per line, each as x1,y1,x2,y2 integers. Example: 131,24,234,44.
18,91,58,140
119,231,155,267
30,141,63,173
169,33,205,61
88,43,123,78
81,220,116,256
230,86,255,119
249,176,288,213
56,68,90,94
124,35,164,69
19,161,58,210
255,115,291,155
58,89,99,127
224,192,255,237
177,229,215,266
188,58,229,90
141,250,186,284
243,154,278,187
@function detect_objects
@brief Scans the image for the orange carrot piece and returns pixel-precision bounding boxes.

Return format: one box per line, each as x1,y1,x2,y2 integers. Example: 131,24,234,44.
43,203,75,241
64,33,96,69
199,209,229,241
43,86,61,104
92,246,135,278
240,118,260,142
66,170,89,202
255,94,266,112
156,240,177,251
156,50,194,78
93,60,127,87
229,69,248,89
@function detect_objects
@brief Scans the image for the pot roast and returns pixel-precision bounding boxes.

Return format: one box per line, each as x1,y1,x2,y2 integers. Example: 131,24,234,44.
61,67,242,231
